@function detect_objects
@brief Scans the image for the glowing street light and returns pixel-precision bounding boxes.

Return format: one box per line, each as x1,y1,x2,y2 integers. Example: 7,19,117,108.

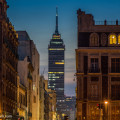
104,101,108,104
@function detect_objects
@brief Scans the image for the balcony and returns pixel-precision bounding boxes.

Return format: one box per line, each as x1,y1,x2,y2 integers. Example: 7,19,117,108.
88,68,101,75
95,20,120,25
108,68,120,75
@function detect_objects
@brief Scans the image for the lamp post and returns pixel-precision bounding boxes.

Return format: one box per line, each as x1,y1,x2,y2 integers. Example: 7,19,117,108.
104,101,108,120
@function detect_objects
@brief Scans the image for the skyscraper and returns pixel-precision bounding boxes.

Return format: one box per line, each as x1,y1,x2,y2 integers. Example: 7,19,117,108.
48,8,65,112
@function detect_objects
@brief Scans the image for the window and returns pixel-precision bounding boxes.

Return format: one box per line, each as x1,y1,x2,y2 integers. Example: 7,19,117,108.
111,77,120,82
118,35,120,44
111,105,120,119
109,34,117,44
90,33,99,46
111,58,120,73
90,58,99,72
90,85,98,97
33,84,36,92
111,85,120,100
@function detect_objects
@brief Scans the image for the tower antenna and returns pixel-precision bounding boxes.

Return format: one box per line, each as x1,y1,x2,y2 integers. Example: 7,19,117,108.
55,7,59,34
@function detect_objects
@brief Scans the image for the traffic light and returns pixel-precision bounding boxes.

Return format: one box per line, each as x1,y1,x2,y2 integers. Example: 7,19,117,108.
97,104,100,109
97,104,104,109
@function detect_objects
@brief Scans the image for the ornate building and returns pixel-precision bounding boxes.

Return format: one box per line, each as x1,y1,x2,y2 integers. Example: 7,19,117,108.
0,0,18,119
76,9,120,120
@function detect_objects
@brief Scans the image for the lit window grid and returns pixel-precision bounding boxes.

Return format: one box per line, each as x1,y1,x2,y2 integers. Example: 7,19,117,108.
110,35,117,44
51,42,62,44
49,48,64,50
55,62,64,64
49,76,59,78
109,34,120,44
48,72,64,74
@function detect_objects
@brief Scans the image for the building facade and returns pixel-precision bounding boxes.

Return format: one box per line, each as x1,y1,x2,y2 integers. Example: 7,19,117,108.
17,77,27,120
64,96,76,120
44,80,57,120
0,0,18,119
48,8,65,113
39,75,45,120
76,9,120,120
18,57,34,120
17,31,40,120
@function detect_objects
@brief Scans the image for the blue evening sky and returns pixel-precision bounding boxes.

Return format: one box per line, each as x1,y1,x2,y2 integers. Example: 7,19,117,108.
7,0,120,96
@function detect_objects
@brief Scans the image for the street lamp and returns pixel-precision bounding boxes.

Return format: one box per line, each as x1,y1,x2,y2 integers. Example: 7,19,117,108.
104,101,108,120
104,101,108,104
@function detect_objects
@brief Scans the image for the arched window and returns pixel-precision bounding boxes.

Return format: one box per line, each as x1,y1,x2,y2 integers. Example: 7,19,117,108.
90,33,99,46
118,35,120,44
109,34,117,45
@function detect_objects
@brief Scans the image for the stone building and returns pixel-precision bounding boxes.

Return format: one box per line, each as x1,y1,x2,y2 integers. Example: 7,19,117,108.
44,90,50,120
44,80,57,120
76,9,120,120
48,90,57,120
17,31,40,120
17,77,27,120
39,75,45,120
0,0,18,119
18,57,34,120
64,96,76,120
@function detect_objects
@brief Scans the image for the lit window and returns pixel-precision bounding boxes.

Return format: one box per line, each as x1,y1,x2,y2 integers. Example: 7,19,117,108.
55,62,64,64
48,72,64,74
58,88,64,90
118,35,120,44
52,35,61,39
109,34,117,44
51,42,62,44
33,84,36,91
49,48,64,50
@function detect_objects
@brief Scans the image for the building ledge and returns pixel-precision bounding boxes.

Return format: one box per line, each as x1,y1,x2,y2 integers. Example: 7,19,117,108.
108,73,120,75
76,73,84,75
88,73,101,75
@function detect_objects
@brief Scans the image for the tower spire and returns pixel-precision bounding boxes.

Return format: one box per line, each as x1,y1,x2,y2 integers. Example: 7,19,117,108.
55,7,59,34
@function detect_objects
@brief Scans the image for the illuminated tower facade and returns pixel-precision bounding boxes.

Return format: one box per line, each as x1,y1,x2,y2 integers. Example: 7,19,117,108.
48,8,65,112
